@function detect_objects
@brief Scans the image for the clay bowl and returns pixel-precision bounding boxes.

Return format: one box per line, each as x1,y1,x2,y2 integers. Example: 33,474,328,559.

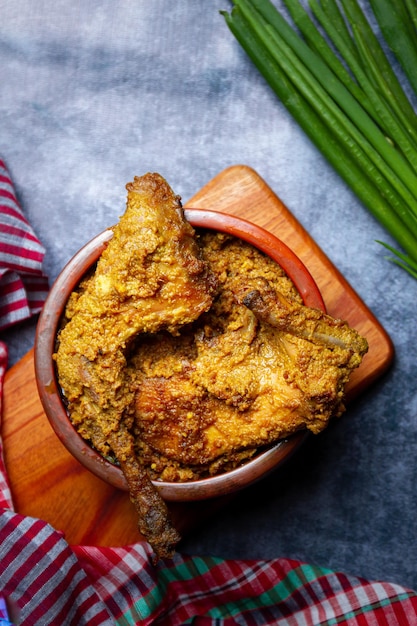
35,209,326,502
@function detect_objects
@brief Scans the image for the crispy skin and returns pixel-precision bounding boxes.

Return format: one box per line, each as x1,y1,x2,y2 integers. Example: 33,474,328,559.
134,233,368,471
55,173,216,558
240,277,368,354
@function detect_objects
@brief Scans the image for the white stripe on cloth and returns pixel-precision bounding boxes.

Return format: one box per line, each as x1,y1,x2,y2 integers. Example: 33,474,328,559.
0,157,49,330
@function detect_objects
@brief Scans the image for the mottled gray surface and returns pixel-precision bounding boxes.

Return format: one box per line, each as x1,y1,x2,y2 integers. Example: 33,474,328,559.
1,0,417,591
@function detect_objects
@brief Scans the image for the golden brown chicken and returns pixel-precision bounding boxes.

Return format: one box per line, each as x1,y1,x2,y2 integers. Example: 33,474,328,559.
56,175,368,557
133,232,368,477
55,173,217,558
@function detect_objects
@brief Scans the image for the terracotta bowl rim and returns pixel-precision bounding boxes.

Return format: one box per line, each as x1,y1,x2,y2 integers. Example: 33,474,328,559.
34,208,325,501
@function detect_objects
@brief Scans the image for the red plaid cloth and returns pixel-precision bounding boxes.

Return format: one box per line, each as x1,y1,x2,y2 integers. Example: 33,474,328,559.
1,158,417,625
0,158,49,330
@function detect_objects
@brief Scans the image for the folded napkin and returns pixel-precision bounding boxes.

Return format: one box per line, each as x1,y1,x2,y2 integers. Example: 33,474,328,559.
1,160,417,625
0,158,49,330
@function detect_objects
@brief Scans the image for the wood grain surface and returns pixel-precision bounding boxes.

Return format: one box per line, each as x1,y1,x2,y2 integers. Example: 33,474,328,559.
2,165,394,547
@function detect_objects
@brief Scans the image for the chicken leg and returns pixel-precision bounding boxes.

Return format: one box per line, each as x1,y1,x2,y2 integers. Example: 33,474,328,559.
55,172,216,558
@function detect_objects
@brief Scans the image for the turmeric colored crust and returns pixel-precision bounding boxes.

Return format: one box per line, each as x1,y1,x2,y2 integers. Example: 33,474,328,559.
56,173,367,558
132,231,368,481
55,173,217,558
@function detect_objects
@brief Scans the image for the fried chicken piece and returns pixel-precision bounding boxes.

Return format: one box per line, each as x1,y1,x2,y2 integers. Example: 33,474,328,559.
55,172,216,558
236,276,368,419
240,277,367,355
133,242,368,471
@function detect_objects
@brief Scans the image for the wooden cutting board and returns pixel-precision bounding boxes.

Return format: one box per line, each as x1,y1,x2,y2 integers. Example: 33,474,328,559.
2,165,394,547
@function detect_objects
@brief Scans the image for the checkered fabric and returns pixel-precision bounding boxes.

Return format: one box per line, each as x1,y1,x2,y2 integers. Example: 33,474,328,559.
1,157,417,625
1,499,417,625
0,158,49,330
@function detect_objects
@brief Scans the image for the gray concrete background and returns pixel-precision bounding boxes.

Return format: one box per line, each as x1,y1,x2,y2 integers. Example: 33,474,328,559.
1,1,417,590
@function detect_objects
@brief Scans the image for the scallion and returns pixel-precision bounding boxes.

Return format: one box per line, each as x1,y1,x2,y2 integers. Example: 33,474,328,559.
369,0,417,96
221,0,417,279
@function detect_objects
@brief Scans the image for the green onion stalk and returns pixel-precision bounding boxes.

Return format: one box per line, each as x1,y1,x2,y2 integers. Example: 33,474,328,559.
221,0,417,279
